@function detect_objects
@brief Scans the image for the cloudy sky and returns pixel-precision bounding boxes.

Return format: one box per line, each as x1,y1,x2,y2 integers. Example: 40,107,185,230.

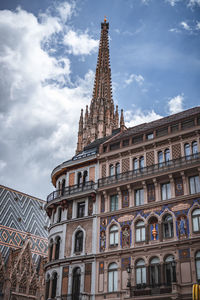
0,0,199,199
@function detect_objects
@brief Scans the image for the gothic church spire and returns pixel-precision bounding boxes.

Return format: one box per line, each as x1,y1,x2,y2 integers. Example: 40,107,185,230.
76,19,121,154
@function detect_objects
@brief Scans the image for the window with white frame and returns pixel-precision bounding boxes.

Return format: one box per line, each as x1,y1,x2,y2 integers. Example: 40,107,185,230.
161,183,171,200
136,259,146,285
150,257,160,286
192,208,200,232
110,195,118,211
74,230,83,253
109,225,118,246
163,214,174,238
189,176,200,194
108,263,118,292
135,189,144,206
136,220,145,242
77,202,85,218
195,251,200,281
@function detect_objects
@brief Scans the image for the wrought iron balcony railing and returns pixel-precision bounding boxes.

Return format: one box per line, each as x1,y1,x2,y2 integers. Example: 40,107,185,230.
61,293,92,300
131,284,172,297
98,152,200,188
47,181,97,203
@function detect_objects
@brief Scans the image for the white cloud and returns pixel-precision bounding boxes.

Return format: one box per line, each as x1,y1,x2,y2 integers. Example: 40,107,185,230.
196,22,200,30
0,160,7,171
0,4,96,198
64,30,99,55
169,28,180,33
188,0,200,6
168,94,184,114
56,1,74,22
124,108,162,127
180,21,191,31
167,0,180,6
125,74,144,86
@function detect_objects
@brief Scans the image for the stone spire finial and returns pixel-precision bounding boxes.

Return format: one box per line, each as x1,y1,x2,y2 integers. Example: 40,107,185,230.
120,109,125,131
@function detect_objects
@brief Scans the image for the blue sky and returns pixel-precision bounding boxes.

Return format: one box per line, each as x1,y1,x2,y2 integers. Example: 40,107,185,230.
0,0,199,198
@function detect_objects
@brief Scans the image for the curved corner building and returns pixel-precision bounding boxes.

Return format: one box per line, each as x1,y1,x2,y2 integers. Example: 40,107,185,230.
45,19,200,300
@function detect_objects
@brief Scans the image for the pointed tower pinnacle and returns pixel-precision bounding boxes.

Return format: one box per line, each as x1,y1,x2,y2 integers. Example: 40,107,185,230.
120,109,126,131
76,18,120,154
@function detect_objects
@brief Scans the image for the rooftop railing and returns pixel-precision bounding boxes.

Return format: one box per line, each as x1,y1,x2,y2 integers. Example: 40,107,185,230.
98,152,200,188
47,181,96,203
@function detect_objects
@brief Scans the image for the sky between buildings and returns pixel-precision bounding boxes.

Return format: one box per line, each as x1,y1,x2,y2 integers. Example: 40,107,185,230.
0,0,199,199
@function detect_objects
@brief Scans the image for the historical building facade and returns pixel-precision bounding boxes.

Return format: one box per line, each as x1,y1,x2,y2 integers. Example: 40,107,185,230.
0,185,49,299
45,19,200,300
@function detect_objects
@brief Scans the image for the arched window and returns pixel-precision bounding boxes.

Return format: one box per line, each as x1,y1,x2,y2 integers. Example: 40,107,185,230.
57,207,62,223
49,239,53,261
133,158,138,171
136,220,145,242
164,149,170,164
109,164,114,176
184,143,190,158
164,255,176,285
61,179,65,196
83,170,88,186
192,209,200,232
45,274,50,300
136,259,146,285
163,214,174,238
72,267,81,300
108,263,118,292
195,251,200,281
115,163,120,176
158,151,163,166
51,272,57,299
109,225,118,246
192,141,198,155
77,172,82,186
74,230,83,253
55,236,60,260
150,257,160,287
139,156,144,169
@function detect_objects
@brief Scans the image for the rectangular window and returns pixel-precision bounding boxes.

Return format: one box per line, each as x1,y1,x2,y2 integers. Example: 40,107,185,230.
132,135,143,144
77,202,85,218
135,189,144,206
122,139,129,147
189,176,200,194
171,123,179,133
161,183,171,200
110,195,118,211
110,142,120,151
156,127,168,137
146,133,154,140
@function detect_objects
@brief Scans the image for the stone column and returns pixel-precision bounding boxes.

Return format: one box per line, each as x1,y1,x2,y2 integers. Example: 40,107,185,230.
169,174,175,198
153,178,159,202
142,181,147,205
127,185,133,207
117,187,122,210
181,171,187,195
103,191,108,212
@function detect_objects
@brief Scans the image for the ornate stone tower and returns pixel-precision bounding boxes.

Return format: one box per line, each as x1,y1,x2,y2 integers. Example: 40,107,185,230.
76,18,120,154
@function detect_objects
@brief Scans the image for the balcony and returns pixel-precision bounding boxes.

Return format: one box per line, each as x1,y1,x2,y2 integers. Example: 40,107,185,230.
98,153,200,188
47,181,97,203
131,284,172,297
61,294,92,300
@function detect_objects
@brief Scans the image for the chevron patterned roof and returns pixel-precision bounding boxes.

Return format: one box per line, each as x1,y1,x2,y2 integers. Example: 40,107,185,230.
0,185,49,262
